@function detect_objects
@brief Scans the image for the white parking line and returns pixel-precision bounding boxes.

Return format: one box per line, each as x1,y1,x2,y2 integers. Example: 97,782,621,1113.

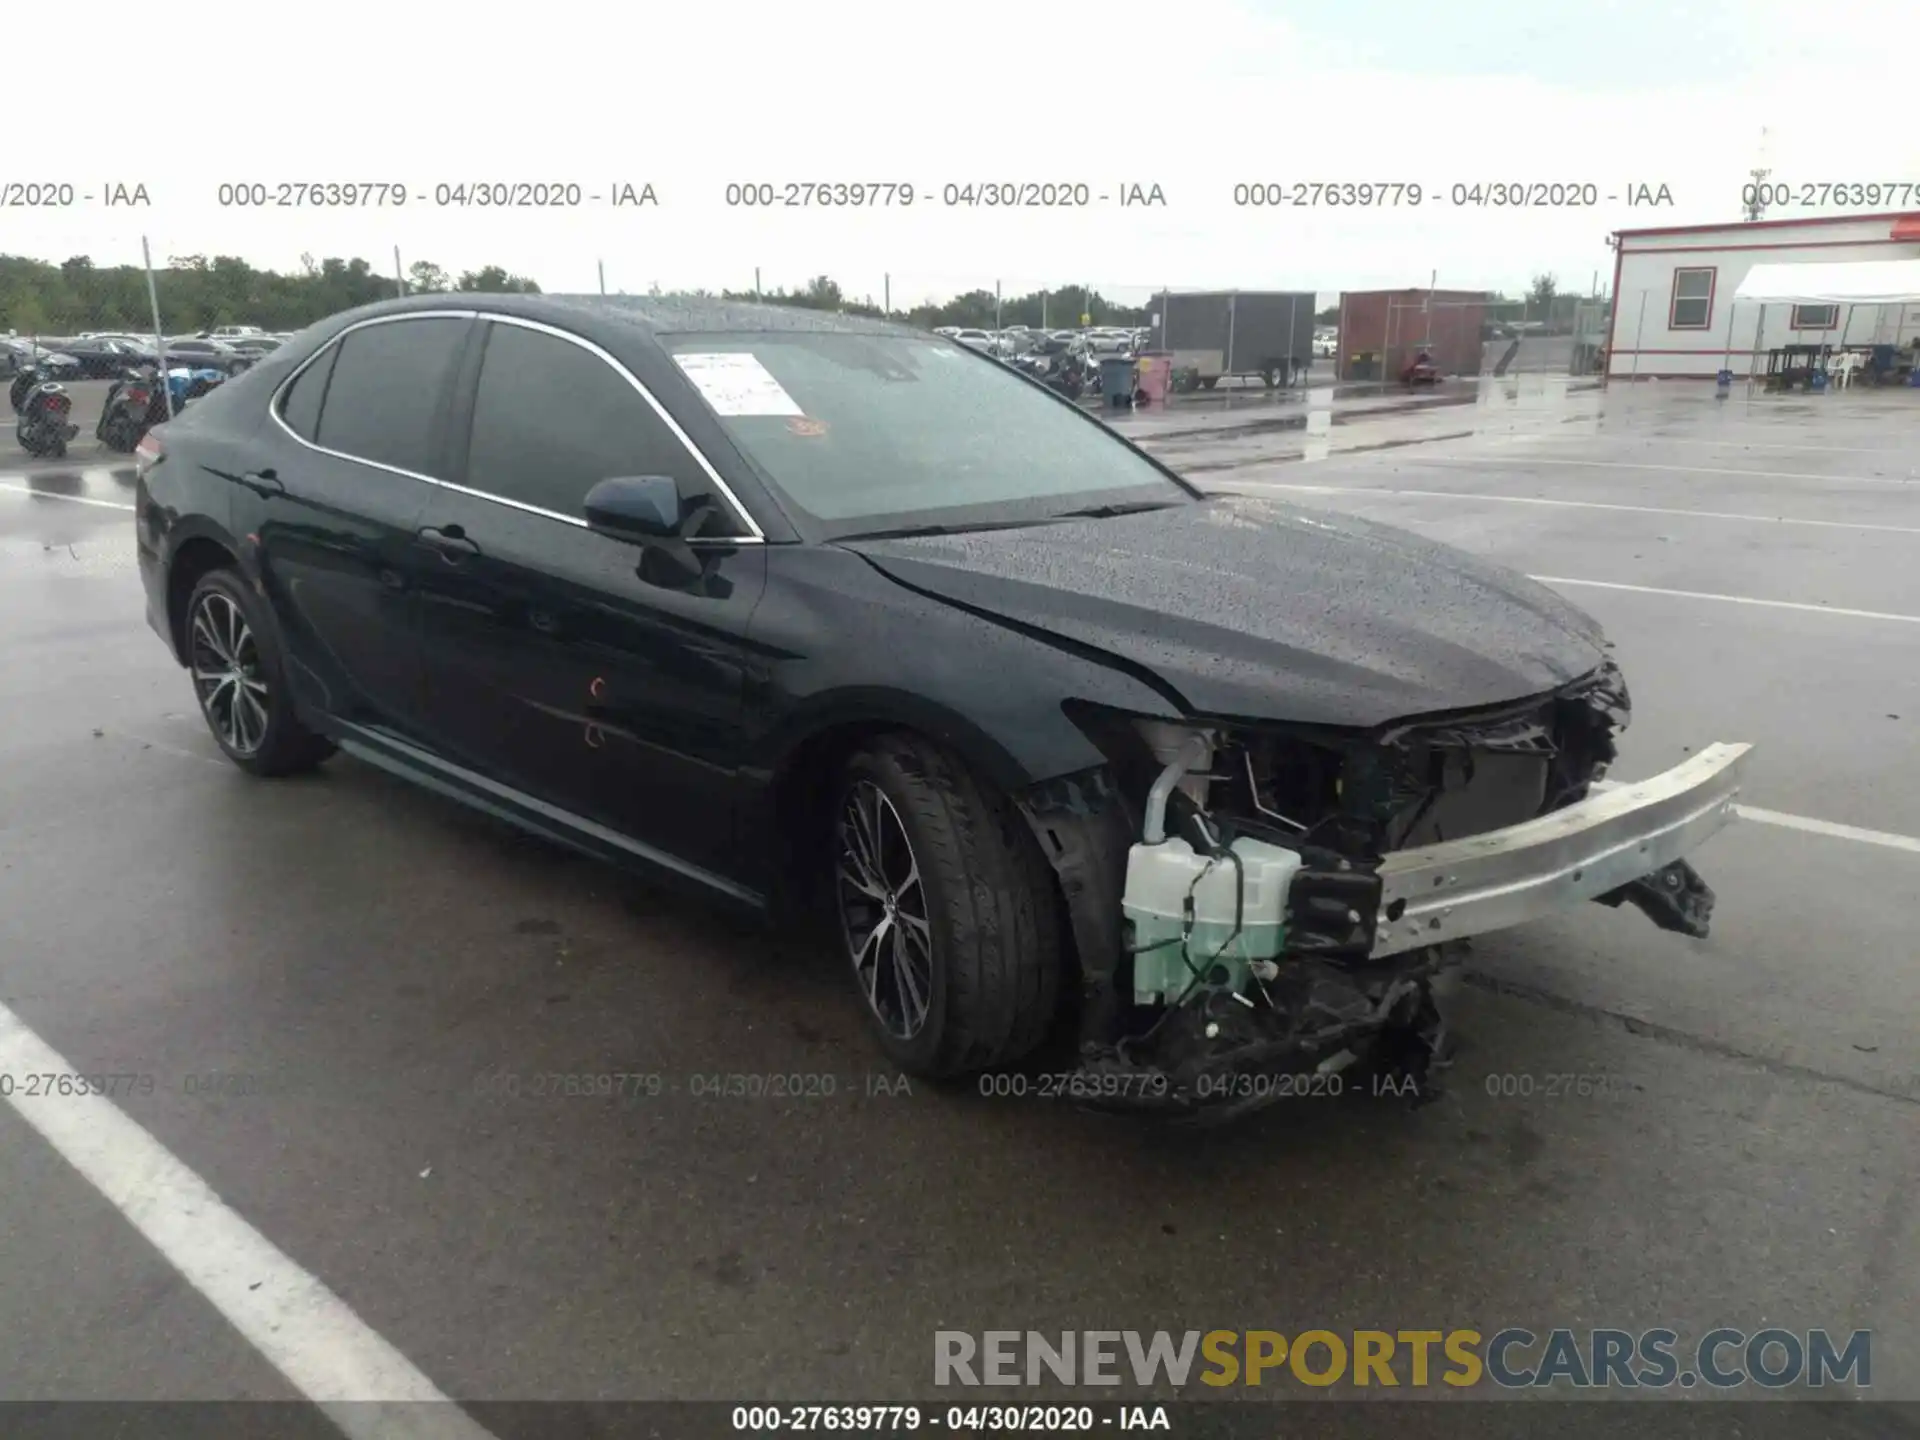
0,1001,497,1440
0,482,136,512
1412,457,1919,487
1592,783,1920,856
1531,576,1920,625
1240,482,1920,535
1523,433,1918,458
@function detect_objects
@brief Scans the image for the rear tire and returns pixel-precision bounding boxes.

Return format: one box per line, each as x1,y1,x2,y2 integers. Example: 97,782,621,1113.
831,735,1064,1079
183,568,336,777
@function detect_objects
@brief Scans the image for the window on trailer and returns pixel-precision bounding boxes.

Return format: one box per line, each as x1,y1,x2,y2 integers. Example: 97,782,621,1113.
1790,304,1839,330
1669,268,1715,329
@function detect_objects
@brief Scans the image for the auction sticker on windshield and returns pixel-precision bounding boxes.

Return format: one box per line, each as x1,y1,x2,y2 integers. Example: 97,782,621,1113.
674,352,803,416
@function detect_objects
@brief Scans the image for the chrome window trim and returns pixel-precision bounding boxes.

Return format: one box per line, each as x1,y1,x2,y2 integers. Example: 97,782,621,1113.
268,309,479,489
472,314,765,543
265,309,765,544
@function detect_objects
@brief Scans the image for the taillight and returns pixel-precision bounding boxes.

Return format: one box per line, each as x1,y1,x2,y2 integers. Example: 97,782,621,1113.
135,431,163,478
46,394,70,411
126,388,150,406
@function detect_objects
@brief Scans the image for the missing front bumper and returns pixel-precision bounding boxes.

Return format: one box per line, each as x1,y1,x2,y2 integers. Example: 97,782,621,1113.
1368,742,1751,958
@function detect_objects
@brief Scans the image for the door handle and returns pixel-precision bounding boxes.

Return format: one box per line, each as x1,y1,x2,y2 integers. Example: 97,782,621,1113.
417,524,481,561
237,468,283,497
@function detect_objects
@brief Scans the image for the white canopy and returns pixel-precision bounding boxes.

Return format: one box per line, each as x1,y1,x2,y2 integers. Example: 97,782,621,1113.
1734,259,1920,305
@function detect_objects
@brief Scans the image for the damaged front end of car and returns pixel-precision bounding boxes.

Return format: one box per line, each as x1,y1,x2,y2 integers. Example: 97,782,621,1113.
1016,662,1752,1120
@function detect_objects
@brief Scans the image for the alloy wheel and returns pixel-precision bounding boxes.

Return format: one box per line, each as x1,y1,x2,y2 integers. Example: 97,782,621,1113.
189,590,270,756
836,779,935,1040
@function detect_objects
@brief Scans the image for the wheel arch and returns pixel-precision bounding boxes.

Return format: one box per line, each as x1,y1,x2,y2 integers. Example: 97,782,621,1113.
759,691,1127,994
162,529,243,664
764,690,1042,861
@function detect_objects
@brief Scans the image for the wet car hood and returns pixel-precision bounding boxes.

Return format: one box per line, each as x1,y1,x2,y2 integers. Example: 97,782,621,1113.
841,496,1610,728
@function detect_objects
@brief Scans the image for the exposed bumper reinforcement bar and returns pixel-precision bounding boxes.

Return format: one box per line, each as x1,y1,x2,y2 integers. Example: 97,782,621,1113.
1369,741,1752,959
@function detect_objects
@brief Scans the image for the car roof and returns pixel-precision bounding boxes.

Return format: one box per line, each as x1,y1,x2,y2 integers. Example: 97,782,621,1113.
324,291,924,342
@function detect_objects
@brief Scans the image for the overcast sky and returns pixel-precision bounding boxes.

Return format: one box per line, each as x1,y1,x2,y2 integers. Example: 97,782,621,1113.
13,0,1912,307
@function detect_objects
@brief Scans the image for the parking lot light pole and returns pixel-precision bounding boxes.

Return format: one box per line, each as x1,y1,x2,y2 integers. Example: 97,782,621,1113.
995,280,1002,332
394,246,405,297
598,261,607,297
141,236,174,420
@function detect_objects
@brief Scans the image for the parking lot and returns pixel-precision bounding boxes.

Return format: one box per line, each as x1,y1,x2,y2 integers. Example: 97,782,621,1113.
1,374,1917,1437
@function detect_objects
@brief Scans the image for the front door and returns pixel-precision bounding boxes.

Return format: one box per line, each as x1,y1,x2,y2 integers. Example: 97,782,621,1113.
415,317,767,882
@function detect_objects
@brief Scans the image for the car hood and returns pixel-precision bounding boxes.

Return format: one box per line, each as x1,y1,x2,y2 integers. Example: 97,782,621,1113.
840,496,1610,728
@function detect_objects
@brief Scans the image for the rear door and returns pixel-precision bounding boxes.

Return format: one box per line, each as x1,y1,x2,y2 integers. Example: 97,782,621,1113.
250,313,472,738
415,317,768,881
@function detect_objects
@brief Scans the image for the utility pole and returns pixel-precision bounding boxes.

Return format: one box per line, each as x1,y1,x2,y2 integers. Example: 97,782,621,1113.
1744,126,1772,222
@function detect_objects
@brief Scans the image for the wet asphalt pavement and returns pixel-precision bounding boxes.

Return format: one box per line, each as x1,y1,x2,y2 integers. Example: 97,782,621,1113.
1,374,1918,1437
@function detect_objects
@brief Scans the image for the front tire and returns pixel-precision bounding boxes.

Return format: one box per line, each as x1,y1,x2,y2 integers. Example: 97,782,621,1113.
183,569,335,776
832,736,1064,1079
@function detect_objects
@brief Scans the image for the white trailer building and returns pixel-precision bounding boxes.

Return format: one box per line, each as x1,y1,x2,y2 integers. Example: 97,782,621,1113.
1605,211,1920,380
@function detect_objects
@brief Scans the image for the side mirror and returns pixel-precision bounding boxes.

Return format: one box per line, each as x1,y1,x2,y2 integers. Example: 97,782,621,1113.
583,475,683,540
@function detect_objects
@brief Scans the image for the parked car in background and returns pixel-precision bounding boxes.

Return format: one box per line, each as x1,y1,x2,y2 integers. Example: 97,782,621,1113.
134,293,1747,1111
198,325,269,340
9,348,84,387
0,338,57,378
158,337,250,374
953,329,995,352
47,336,159,378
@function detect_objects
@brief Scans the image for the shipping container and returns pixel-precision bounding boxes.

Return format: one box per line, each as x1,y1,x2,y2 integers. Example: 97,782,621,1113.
1336,288,1489,382
1146,291,1317,389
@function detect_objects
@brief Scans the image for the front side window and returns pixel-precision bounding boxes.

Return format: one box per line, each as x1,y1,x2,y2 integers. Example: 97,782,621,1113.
463,321,730,529
1670,268,1715,329
312,318,467,476
663,330,1189,537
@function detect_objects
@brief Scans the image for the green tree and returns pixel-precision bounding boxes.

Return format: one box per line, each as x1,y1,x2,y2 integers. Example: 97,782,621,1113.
457,266,541,294
407,261,450,293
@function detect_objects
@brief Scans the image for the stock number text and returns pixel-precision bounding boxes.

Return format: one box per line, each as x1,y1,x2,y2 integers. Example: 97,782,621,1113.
725,182,915,207
1234,181,1423,207
1744,181,1917,209
217,182,408,207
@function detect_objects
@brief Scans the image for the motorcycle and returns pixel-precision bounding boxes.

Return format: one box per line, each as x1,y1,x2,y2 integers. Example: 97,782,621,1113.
98,365,223,452
1012,344,1091,401
9,363,43,414
14,370,79,458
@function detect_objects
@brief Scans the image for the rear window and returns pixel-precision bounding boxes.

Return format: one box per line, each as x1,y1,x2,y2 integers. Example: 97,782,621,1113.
664,331,1185,535
277,344,339,441
313,318,466,476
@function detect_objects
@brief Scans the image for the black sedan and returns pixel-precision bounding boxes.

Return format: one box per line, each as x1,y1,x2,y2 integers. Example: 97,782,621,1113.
135,295,1750,1111
44,336,159,378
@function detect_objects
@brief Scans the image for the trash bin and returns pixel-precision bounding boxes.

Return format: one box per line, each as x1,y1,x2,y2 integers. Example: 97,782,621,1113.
1099,355,1138,408
1135,353,1172,405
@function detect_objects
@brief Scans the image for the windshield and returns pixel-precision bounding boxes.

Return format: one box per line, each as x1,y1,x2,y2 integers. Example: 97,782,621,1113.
665,331,1190,537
